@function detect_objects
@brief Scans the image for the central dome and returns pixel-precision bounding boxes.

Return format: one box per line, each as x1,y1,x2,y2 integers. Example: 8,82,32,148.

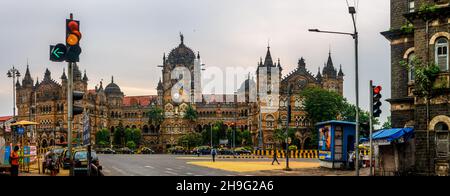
105,76,122,95
167,34,196,66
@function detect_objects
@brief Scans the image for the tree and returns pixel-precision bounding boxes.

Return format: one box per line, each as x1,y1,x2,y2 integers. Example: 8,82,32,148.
113,122,125,147
178,132,202,149
227,128,242,147
340,101,380,137
382,116,392,129
126,141,136,150
241,130,253,146
148,107,164,126
201,126,219,146
183,105,198,122
95,128,110,147
300,87,345,124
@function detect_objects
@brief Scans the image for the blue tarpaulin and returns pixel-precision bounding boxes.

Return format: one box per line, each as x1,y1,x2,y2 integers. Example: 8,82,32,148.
361,127,414,143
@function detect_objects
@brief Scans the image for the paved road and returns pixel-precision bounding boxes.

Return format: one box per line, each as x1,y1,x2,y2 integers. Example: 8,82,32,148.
98,154,245,176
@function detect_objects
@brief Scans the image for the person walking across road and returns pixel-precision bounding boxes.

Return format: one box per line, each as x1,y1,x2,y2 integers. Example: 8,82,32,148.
211,148,217,162
272,150,280,165
9,146,20,176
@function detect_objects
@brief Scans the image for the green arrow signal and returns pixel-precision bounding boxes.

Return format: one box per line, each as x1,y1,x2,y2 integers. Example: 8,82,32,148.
52,47,64,58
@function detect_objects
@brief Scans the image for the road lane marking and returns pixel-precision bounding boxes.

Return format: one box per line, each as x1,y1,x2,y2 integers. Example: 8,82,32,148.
145,166,154,169
166,168,174,171
164,170,178,175
186,172,193,175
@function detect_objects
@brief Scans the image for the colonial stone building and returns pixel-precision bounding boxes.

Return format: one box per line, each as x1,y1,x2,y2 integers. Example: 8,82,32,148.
15,34,344,152
382,0,450,175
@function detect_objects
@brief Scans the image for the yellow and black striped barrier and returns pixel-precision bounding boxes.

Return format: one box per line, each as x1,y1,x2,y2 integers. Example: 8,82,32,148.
252,149,370,159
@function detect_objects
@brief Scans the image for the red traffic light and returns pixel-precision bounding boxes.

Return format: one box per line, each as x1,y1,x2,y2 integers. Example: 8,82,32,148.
68,20,79,31
373,86,382,94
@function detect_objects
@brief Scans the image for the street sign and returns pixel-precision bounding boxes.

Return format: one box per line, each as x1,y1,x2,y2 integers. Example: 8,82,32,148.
50,43,67,62
82,112,90,146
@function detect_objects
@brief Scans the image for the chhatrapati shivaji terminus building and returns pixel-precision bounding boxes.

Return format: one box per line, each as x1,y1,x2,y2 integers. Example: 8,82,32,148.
13,35,344,152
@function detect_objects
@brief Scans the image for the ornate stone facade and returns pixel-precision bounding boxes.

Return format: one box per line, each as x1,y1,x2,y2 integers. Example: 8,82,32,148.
15,34,344,152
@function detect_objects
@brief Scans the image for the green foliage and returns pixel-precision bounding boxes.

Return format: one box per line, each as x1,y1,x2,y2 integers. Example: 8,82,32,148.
288,145,298,151
126,141,136,150
300,87,345,124
113,122,125,146
178,132,202,149
183,105,198,121
418,2,438,14
226,128,242,146
201,126,219,146
400,22,414,34
148,107,164,125
400,57,441,97
241,130,253,146
95,129,110,147
382,116,392,129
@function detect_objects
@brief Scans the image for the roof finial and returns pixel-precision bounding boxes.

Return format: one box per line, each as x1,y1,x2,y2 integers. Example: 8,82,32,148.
111,76,114,83
267,38,270,49
180,32,184,44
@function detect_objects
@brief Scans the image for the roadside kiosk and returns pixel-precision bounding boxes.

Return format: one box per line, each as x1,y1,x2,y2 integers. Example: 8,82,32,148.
316,120,356,169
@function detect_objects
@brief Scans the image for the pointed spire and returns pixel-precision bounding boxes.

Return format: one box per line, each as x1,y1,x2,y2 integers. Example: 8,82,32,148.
44,68,51,81
35,77,39,87
99,79,104,90
298,57,306,69
197,51,200,59
15,78,21,88
163,53,166,63
83,70,88,81
111,76,114,83
61,68,67,80
263,45,274,67
338,64,344,77
22,63,33,87
180,32,184,44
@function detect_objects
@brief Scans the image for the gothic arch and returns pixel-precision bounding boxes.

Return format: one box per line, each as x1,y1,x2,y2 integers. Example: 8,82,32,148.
430,32,450,45
429,115,450,131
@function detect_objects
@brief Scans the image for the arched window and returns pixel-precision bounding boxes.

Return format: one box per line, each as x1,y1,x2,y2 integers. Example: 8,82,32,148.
408,52,415,82
435,37,448,71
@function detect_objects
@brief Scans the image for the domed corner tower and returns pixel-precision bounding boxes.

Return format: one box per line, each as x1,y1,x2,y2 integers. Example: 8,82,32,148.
105,76,124,119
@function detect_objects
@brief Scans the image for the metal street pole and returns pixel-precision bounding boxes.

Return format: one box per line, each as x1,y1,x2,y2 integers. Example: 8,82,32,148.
285,84,291,170
67,62,74,176
369,80,374,176
210,124,213,148
7,66,20,146
308,6,360,176
350,7,360,177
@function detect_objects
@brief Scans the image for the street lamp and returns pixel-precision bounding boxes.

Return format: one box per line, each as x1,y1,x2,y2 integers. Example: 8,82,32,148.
7,66,21,145
309,6,360,176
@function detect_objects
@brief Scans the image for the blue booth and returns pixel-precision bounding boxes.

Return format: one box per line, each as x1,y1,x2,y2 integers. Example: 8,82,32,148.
316,120,356,169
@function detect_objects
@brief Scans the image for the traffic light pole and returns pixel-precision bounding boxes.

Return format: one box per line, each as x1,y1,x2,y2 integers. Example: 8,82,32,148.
67,62,74,176
369,80,374,176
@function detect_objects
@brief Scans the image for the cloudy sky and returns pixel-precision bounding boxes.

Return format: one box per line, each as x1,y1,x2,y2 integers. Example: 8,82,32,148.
0,0,391,126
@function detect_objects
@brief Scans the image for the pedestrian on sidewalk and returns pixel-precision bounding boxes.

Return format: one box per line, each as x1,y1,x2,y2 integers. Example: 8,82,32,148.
10,146,20,176
272,150,280,165
211,148,217,162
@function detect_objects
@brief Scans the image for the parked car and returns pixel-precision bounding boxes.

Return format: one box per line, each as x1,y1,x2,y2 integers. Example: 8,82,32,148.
73,150,101,176
138,147,154,154
234,148,252,155
116,147,133,154
62,147,85,169
102,148,116,154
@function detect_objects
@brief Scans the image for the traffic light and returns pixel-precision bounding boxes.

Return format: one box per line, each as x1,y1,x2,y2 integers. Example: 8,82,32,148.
66,19,82,62
372,85,382,118
73,91,84,116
